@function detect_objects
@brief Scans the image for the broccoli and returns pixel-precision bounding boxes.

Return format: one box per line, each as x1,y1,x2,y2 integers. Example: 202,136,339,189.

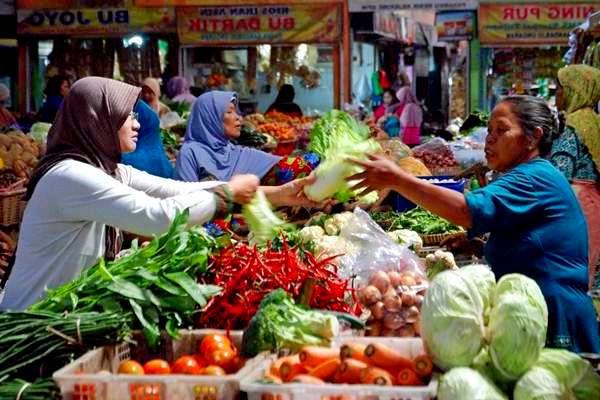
240,289,340,357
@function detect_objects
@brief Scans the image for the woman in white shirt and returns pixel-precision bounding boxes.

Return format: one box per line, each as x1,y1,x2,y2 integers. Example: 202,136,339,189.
0,77,313,310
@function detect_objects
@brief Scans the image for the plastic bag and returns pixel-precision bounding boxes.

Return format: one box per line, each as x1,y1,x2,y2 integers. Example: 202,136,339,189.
413,137,450,154
29,122,51,145
337,208,424,284
354,73,372,103
160,111,186,130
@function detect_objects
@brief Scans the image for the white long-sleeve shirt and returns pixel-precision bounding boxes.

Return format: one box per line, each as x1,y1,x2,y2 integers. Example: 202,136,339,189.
0,159,224,310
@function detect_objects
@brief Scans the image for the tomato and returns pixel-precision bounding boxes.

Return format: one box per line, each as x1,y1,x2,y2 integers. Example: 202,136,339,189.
225,355,247,374
118,360,145,375
129,384,160,400
198,334,233,356
143,359,171,375
205,348,236,369
201,365,226,376
193,354,208,368
172,355,203,375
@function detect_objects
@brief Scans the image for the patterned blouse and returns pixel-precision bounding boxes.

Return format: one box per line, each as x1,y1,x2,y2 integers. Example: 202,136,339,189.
549,126,599,181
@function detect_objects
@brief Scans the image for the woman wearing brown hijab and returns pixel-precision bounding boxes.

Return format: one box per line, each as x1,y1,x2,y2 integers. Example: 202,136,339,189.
0,77,311,311
141,77,171,117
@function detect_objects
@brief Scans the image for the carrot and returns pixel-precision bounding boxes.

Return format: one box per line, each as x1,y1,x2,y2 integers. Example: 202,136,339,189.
340,342,369,363
280,357,306,382
338,359,368,384
263,371,283,384
309,358,341,381
414,354,433,379
360,367,394,386
290,374,325,385
397,368,424,386
364,343,415,371
299,346,339,368
269,355,297,377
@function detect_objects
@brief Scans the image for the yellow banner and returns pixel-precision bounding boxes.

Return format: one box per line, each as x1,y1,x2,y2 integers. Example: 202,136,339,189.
17,7,175,35
479,3,598,45
177,4,340,45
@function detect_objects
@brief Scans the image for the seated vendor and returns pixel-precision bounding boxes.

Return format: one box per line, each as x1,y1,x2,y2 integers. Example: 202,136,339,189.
265,84,303,117
175,91,318,188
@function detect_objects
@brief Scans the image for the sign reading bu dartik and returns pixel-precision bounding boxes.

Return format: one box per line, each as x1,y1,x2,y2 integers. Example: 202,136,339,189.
479,2,598,45
177,4,340,45
17,7,175,35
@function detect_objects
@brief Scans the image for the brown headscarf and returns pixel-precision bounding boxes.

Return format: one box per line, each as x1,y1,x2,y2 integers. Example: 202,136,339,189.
26,76,141,260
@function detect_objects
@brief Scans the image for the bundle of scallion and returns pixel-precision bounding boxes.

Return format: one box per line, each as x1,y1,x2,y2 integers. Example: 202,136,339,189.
0,311,131,382
0,378,60,400
29,211,223,347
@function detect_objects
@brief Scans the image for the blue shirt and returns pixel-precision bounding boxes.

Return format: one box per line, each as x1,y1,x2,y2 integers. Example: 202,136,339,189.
466,158,599,353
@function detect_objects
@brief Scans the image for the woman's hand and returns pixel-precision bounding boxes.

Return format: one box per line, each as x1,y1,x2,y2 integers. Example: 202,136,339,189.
228,174,260,204
347,154,404,196
265,174,320,208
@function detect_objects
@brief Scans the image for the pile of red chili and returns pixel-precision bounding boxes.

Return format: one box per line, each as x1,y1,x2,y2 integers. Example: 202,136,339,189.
196,241,359,330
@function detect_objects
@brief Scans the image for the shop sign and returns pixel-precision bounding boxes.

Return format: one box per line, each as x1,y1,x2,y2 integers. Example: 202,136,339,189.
17,7,175,35
350,0,477,13
177,4,340,45
479,3,598,45
373,12,402,40
435,10,476,41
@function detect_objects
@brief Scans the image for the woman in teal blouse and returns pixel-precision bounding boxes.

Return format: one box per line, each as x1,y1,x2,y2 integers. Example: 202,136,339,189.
349,95,600,353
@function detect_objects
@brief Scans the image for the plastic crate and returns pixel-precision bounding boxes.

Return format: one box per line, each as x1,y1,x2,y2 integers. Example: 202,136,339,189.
391,176,465,212
241,337,438,400
53,329,261,400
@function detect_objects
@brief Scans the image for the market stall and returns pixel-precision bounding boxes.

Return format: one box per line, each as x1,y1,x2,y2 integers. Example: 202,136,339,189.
15,0,177,112
565,10,600,67
478,1,599,111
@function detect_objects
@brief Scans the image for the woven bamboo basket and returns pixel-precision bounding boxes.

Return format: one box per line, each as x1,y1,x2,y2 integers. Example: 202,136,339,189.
0,187,26,226
420,231,466,247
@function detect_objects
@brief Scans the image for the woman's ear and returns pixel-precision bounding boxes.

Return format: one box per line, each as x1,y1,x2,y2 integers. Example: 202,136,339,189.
531,126,544,149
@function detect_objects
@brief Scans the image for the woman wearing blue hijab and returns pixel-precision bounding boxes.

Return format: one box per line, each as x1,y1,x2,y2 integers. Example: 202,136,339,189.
176,91,317,206
121,100,174,178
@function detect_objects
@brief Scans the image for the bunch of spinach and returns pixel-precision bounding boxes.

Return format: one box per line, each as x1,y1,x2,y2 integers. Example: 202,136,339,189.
370,208,463,235
30,211,222,347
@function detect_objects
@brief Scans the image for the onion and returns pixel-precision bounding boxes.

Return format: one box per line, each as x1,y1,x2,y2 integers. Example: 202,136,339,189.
399,273,416,287
383,293,402,312
360,285,382,306
414,319,421,335
369,271,391,294
388,271,402,288
404,306,420,323
398,325,416,337
382,328,399,337
367,319,382,336
383,312,404,330
401,292,416,307
370,301,385,320
414,294,424,307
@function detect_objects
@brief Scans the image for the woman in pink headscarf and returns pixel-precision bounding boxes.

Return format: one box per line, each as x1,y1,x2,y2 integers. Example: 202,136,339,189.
166,76,196,106
396,87,423,146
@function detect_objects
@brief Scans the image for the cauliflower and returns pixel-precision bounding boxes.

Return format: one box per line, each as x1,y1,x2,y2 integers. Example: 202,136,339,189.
387,229,423,251
298,226,325,243
324,212,358,235
314,235,356,259
425,249,458,279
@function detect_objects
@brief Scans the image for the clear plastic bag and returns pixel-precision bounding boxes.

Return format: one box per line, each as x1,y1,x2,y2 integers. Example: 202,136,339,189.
336,208,425,285
412,137,450,154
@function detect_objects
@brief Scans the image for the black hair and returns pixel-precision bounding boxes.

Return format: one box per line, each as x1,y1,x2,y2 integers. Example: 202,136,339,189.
45,75,69,97
499,95,558,156
274,84,295,104
383,88,398,104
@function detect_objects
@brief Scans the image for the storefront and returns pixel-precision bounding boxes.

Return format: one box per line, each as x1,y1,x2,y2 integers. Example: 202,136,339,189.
478,0,599,111
15,0,177,113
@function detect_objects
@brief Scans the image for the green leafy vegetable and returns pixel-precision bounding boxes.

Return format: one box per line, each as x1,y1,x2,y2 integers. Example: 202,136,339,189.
513,367,566,400
420,269,485,371
438,367,508,400
370,208,463,235
242,190,287,245
241,289,340,357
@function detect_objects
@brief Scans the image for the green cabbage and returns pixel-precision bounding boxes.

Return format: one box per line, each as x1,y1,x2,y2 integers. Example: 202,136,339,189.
421,270,485,370
535,349,600,400
513,367,567,400
242,191,286,245
488,293,547,382
438,367,508,400
493,274,548,324
458,264,496,313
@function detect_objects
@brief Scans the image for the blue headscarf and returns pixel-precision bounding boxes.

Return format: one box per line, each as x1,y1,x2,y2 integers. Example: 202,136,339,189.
121,100,174,178
175,91,280,181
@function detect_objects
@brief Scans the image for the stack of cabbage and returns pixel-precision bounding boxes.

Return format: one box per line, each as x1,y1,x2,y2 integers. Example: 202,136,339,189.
304,110,380,203
421,265,600,399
